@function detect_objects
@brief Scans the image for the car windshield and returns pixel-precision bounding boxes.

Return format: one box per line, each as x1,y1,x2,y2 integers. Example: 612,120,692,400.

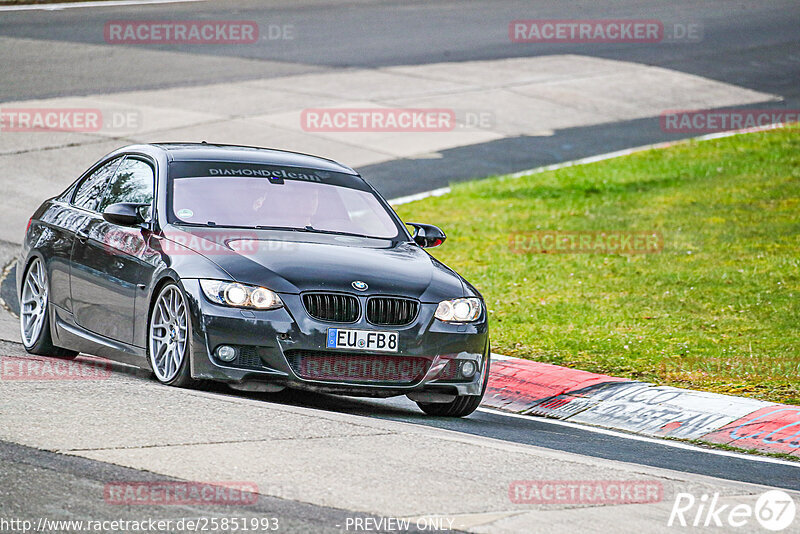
170,167,400,239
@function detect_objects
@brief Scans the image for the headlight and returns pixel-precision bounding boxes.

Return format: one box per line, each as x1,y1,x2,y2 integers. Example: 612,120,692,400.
435,297,482,322
199,279,283,310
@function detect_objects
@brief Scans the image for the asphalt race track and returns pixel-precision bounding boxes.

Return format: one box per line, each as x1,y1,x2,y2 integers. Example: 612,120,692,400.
1,0,799,200
1,1,799,532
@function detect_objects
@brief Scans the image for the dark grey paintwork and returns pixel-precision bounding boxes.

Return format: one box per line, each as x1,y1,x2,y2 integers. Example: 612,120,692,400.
17,143,489,398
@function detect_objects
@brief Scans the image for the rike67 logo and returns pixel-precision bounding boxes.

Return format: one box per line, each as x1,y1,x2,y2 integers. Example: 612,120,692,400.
669,490,796,531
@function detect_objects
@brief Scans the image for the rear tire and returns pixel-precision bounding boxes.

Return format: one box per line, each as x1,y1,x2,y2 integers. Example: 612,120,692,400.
19,257,78,359
416,348,491,417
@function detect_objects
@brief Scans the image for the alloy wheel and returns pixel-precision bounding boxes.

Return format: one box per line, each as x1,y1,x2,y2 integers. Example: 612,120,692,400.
20,258,48,348
149,284,188,382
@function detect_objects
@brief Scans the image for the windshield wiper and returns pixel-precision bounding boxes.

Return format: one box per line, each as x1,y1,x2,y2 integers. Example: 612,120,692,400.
176,222,378,239
255,225,370,238
254,225,312,232
300,226,375,239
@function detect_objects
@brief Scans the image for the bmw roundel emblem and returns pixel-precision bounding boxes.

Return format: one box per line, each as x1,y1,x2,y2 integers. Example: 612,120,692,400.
352,280,368,291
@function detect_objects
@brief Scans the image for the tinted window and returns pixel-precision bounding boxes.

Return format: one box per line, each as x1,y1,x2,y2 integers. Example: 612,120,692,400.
73,157,122,212
171,176,400,239
99,158,155,215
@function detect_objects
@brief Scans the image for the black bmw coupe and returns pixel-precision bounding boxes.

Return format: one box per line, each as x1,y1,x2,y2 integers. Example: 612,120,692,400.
18,144,490,416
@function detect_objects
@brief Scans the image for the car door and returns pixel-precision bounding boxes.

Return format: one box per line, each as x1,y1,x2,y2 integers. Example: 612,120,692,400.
69,156,156,345
43,157,122,313
62,156,124,313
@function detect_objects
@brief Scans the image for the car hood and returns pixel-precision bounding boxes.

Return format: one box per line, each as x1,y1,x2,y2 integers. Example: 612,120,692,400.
163,226,466,302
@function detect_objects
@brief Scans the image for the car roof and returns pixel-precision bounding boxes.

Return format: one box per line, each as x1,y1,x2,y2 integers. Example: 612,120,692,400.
149,143,358,175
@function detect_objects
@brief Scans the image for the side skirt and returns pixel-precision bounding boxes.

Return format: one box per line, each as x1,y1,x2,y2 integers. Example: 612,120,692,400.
51,305,148,368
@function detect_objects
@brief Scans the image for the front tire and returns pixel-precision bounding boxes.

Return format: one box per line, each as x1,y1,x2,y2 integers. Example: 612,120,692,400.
19,257,78,359
416,350,491,417
148,282,197,388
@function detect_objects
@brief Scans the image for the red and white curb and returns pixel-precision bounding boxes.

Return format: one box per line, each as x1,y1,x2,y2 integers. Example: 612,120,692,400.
485,354,800,458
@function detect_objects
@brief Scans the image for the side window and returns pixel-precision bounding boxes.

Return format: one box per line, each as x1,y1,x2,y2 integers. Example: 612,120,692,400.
98,158,155,218
73,157,122,212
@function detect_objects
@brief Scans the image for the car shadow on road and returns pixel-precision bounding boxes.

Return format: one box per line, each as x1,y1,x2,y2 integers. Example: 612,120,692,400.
100,355,438,419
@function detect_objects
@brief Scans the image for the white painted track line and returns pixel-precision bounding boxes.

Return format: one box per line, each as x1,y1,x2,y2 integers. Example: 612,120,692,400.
387,122,791,206
479,408,800,468
388,186,451,206
506,121,791,179
0,0,208,12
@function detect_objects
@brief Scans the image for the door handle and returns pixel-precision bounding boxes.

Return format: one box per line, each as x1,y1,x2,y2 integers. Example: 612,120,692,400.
76,230,88,243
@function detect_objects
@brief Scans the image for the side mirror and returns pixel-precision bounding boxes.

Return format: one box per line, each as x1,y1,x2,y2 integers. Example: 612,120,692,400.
103,202,148,227
407,222,446,248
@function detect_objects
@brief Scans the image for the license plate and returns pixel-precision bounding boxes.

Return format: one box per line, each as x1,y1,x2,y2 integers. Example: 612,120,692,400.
326,328,398,352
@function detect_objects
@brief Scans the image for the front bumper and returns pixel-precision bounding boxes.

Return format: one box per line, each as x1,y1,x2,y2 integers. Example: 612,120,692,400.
182,279,490,397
